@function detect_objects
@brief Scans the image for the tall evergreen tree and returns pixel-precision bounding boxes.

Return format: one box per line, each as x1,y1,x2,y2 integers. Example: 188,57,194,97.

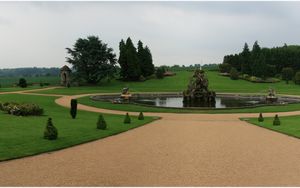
252,54,268,78
241,43,251,74
125,37,141,81
143,46,155,76
118,39,127,80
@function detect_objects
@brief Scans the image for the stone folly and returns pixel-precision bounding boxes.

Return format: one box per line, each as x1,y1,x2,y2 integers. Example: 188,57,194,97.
60,65,71,87
183,69,216,107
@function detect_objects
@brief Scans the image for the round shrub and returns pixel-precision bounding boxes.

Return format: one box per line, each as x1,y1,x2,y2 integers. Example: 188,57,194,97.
97,114,107,130
230,67,239,80
18,78,27,88
124,113,131,124
44,118,58,140
273,114,281,126
70,99,77,119
294,71,300,85
258,113,264,122
138,112,144,120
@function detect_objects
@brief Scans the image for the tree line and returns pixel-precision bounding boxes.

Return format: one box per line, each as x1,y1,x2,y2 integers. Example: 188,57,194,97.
219,41,300,82
66,36,155,84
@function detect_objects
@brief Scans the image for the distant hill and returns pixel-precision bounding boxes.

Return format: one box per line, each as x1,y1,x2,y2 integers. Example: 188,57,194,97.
0,67,60,77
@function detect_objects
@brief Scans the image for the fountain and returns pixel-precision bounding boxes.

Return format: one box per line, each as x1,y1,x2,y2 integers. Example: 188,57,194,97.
183,69,216,107
266,88,278,103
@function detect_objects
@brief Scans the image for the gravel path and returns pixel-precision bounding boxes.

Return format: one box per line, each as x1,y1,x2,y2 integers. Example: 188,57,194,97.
1,90,300,186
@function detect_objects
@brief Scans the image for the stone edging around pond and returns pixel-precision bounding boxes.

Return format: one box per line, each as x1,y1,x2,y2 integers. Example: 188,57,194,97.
89,92,300,111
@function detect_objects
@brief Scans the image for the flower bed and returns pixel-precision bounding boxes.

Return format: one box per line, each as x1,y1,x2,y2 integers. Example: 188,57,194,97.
0,102,44,116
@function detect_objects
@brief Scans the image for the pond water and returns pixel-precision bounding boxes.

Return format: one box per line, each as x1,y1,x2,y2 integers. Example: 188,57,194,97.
131,96,288,109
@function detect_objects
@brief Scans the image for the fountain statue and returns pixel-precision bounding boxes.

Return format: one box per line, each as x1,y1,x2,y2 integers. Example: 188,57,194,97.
120,87,132,100
266,88,278,103
183,69,216,107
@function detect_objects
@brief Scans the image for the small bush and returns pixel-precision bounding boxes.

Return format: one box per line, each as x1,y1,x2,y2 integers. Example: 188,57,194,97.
139,75,146,82
230,67,239,80
156,68,165,79
294,71,300,85
124,113,131,124
70,99,77,119
0,102,43,116
18,78,27,88
97,114,107,130
273,114,281,126
138,112,144,120
258,113,264,122
44,118,58,140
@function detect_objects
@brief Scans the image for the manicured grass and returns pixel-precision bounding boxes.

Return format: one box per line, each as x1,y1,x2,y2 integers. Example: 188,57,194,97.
0,85,45,93
0,76,59,87
0,94,156,161
29,70,300,96
78,96,300,114
246,115,300,139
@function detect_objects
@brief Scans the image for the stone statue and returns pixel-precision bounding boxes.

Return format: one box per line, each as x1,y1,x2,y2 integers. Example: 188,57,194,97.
266,88,278,103
120,87,132,100
183,69,216,107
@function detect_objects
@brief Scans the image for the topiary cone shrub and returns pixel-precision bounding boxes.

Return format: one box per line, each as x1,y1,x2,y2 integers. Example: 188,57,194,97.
138,112,144,120
273,114,281,126
124,113,131,124
258,113,264,122
70,99,77,119
44,118,58,140
97,114,107,130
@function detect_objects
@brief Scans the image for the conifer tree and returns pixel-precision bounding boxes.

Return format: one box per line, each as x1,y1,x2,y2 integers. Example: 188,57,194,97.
258,113,264,122
70,99,77,119
118,39,128,80
138,112,144,120
124,113,131,124
44,118,58,140
97,114,107,130
125,38,141,81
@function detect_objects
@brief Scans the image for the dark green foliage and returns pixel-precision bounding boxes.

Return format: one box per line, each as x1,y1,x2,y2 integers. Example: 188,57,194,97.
18,78,27,88
219,63,231,73
221,41,300,80
66,36,117,84
156,67,165,79
230,67,239,80
70,99,77,119
258,113,264,122
124,113,131,124
118,38,154,81
273,114,281,126
138,112,144,120
138,41,155,77
294,71,300,85
97,114,107,130
44,118,58,140
0,102,43,116
282,67,294,84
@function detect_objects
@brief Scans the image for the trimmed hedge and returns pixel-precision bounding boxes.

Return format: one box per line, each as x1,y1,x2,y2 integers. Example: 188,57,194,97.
0,102,44,116
97,114,107,130
258,113,264,122
273,114,281,126
44,118,58,140
138,112,144,120
124,113,131,124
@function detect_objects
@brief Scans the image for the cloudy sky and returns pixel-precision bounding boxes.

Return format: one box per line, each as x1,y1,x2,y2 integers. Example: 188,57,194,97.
0,1,300,68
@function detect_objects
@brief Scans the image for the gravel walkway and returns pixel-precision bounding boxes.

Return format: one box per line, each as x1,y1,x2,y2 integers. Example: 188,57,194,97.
1,90,300,186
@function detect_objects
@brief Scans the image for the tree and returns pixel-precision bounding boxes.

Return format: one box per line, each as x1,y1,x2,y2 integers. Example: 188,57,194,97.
252,54,268,79
124,113,131,124
125,38,141,81
18,78,27,88
241,43,251,74
156,67,165,79
70,99,77,119
118,39,128,79
258,113,264,122
294,71,300,85
219,63,231,73
44,118,58,140
138,112,144,120
137,40,155,77
273,114,280,126
230,67,239,80
282,67,294,84
97,114,107,130
66,36,117,84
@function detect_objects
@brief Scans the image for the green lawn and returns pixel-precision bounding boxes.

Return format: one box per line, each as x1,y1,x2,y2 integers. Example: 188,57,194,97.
0,94,156,161
78,96,300,114
29,71,300,96
246,115,300,139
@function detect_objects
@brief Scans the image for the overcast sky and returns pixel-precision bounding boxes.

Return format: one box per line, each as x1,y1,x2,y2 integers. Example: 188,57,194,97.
0,1,300,68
